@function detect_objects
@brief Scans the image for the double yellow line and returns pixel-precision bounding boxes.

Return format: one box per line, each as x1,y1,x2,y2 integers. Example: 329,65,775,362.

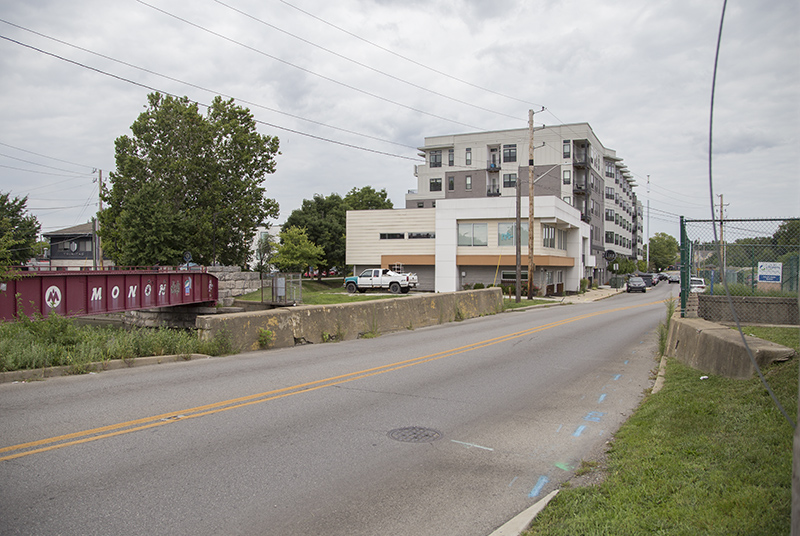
1,300,662,462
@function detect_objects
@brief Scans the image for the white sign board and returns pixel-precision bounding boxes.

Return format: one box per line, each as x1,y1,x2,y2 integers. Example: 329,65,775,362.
757,262,782,283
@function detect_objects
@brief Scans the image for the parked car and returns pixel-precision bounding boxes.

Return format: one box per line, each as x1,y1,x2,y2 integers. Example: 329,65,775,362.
689,277,707,293
668,274,680,284
626,276,647,293
639,274,654,287
657,273,669,281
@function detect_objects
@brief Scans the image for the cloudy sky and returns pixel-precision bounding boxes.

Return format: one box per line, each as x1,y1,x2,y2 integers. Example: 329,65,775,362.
1,0,798,243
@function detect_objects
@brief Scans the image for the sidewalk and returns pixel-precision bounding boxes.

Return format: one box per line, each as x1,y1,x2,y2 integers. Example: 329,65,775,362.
560,285,624,303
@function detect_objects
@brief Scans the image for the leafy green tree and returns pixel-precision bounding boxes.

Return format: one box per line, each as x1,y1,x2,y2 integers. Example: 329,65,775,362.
272,227,323,273
610,257,638,275
253,229,277,273
284,193,347,276
99,93,280,267
344,186,393,210
647,232,679,271
0,192,41,266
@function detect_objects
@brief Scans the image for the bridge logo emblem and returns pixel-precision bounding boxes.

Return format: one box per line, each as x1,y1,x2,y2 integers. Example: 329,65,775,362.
45,286,62,309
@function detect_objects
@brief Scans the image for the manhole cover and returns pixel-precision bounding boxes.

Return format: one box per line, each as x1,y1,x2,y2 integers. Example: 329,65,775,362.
387,426,442,443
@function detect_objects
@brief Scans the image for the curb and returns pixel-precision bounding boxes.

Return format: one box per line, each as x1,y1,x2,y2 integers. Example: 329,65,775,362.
488,490,560,535
0,353,213,384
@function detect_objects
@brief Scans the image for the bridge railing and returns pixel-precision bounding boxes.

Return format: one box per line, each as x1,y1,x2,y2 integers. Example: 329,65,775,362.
0,267,218,321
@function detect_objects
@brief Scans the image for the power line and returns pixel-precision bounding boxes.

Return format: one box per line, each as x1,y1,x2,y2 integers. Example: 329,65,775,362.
0,151,89,174
0,18,419,153
277,0,545,109
0,33,422,163
0,141,95,170
136,0,486,131
213,0,523,123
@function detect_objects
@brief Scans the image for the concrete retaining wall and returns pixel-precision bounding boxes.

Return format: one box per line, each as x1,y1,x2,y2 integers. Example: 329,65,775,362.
666,313,796,379
698,295,798,325
196,288,503,353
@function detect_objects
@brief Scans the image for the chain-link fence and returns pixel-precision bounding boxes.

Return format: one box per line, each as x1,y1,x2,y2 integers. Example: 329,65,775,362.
680,218,799,323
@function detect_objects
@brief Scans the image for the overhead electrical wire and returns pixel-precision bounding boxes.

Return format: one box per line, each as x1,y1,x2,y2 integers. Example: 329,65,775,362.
213,0,523,123
136,0,486,131
276,0,545,109
0,18,417,152
0,34,422,163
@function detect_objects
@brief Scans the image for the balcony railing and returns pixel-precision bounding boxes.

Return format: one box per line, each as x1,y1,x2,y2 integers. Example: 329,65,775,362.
486,161,501,172
581,212,592,224
573,181,588,194
487,188,501,197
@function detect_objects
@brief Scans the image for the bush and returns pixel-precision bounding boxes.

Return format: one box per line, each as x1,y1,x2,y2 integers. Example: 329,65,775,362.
473,283,485,289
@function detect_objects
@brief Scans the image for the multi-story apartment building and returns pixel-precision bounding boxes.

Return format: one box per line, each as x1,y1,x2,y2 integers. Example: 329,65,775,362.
405,123,641,281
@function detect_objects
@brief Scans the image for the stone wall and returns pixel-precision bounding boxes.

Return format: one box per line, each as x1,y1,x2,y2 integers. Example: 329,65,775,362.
698,295,798,325
196,288,504,353
207,266,262,306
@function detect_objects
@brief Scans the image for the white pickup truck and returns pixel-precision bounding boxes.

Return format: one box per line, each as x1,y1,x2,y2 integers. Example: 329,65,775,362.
344,268,418,294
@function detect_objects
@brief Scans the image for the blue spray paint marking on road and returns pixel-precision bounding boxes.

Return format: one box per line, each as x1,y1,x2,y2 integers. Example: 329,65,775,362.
508,476,518,487
598,393,607,403
573,425,586,437
556,424,563,433
584,411,605,422
529,476,549,497
624,359,629,364
613,374,622,381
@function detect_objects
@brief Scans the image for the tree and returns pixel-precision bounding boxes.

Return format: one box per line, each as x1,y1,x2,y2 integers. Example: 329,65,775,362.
0,192,41,266
283,187,393,277
99,93,280,267
284,194,347,276
253,229,277,273
647,232,679,271
272,227,323,273
344,186,393,210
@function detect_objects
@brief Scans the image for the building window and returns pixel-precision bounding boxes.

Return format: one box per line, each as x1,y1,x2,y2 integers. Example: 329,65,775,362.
563,140,571,159
448,176,454,191
605,186,614,199
605,209,614,222
503,173,517,188
379,233,404,240
417,201,424,208
562,170,571,184
458,223,488,246
563,196,571,206
465,176,472,191
498,222,529,246
557,229,567,250
448,148,454,166
430,178,442,191
408,232,435,239
542,224,556,248
501,270,528,281
503,144,517,163
605,231,614,243
430,150,442,168
465,148,472,166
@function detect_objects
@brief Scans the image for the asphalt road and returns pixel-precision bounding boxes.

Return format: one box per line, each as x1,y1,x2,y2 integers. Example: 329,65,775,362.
0,284,677,535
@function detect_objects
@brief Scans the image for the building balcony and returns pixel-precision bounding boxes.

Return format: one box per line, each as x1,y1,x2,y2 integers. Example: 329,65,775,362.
573,182,588,194
486,161,501,172
581,212,592,224
487,188,501,197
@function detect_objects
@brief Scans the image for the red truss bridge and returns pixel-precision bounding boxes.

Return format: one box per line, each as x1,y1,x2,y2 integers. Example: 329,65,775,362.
0,267,218,321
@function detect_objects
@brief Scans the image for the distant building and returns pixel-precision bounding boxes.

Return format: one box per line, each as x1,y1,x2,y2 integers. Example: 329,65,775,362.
405,123,642,282
42,222,111,269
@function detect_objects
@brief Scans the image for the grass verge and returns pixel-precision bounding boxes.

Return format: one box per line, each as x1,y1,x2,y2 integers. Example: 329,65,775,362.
524,325,799,536
503,298,554,310
0,314,236,373
237,277,401,305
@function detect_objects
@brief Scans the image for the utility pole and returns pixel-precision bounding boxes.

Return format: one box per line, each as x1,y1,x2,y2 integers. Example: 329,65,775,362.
97,170,104,270
717,193,728,275
646,174,650,271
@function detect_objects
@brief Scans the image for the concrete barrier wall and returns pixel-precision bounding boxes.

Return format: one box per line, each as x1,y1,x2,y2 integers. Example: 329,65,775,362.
666,313,796,379
698,295,798,325
196,288,503,353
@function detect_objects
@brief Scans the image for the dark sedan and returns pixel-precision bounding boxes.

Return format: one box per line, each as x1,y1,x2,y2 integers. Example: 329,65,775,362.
626,276,647,293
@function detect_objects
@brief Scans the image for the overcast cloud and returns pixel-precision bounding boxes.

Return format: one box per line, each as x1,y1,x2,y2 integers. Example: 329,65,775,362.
1,0,797,241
